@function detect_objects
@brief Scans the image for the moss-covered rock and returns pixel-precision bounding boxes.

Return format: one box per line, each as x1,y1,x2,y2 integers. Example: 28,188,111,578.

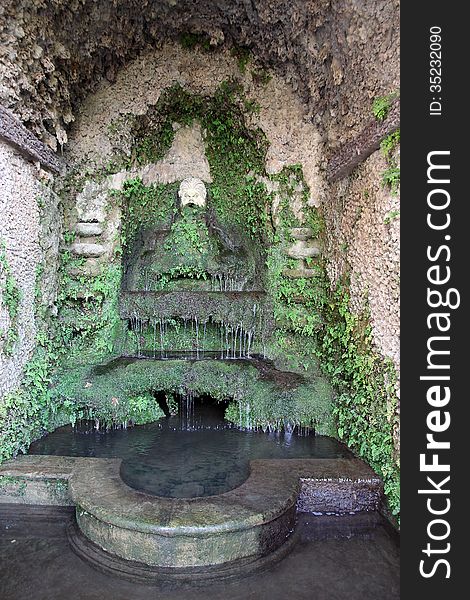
52,356,335,436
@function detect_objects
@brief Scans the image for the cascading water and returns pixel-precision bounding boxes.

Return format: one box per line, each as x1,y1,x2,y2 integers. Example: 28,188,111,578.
126,313,265,360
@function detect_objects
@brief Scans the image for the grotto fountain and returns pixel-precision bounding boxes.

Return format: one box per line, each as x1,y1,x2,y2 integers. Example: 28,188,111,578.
0,161,388,578
0,2,400,597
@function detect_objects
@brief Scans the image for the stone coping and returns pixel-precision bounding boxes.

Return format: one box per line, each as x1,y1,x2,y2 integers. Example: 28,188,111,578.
0,104,64,174
0,455,77,480
0,455,382,517
71,458,299,535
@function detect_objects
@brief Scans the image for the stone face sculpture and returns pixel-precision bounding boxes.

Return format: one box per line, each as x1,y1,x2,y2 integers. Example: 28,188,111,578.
178,177,207,208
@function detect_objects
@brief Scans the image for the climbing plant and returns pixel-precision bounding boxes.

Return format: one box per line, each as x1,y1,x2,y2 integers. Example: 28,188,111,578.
127,82,269,241
0,241,22,356
372,92,398,122
316,283,400,516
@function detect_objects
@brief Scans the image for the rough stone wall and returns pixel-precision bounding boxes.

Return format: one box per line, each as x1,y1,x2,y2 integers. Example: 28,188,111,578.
67,43,324,204
0,0,399,151
322,148,400,382
63,39,400,383
0,141,59,399
319,0,399,149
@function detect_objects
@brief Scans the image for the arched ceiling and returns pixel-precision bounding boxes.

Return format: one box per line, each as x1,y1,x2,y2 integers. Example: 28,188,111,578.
0,0,399,149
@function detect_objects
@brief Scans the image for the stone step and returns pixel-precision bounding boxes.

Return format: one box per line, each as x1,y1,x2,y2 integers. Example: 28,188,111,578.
75,222,103,237
289,227,314,241
70,242,106,258
282,266,319,279
286,239,322,260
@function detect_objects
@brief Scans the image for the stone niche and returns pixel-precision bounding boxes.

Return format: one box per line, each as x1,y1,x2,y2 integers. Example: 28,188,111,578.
122,179,264,294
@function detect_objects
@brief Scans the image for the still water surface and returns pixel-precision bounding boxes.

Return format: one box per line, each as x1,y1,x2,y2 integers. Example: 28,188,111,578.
29,400,351,497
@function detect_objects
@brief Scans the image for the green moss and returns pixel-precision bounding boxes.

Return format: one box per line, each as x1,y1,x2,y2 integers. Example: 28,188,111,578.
378,128,400,195
164,208,214,267
0,476,27,497
0,341,74,463
372,92,398,121
268,164,323,239
127,82,269,241
52,357,334,435
0,240,22,356
266,246,326,337
117,178,177,250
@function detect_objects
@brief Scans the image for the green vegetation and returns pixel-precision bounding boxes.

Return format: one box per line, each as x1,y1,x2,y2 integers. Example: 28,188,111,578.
118,178,177,249
380,130,400,195
166,208,210,256
0,333,74,462
384,209,400,225
0,475,27,497
267,246,325,337
262,172,399,514
52,357,334,435
179,32,212,52
265,166,326,338
0,241,22,356
380,130,400,160
267,252,400,514
231,46,252,73
316,284,400,515
0,251,123,462
372,96,401,194
382,167,400,195
372,92,398,122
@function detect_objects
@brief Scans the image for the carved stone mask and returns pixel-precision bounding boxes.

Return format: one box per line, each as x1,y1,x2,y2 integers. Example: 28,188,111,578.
178,177,207,208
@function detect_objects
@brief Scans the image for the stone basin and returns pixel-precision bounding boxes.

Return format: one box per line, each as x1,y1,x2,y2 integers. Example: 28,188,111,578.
0,454,382,571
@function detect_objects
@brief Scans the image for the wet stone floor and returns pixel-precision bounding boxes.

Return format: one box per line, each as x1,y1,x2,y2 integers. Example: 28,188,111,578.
0,506,399,600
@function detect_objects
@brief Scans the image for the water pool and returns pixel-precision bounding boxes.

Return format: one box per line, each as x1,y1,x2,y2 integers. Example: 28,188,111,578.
28,400,351,498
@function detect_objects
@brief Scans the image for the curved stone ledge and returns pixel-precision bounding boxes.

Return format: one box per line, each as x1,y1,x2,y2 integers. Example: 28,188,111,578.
118,290,267,326
70,457,299,567
66,516,300,584
0,454,383,569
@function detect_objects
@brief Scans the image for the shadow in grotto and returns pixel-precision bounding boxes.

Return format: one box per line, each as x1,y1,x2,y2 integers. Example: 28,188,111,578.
151,390,230,426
